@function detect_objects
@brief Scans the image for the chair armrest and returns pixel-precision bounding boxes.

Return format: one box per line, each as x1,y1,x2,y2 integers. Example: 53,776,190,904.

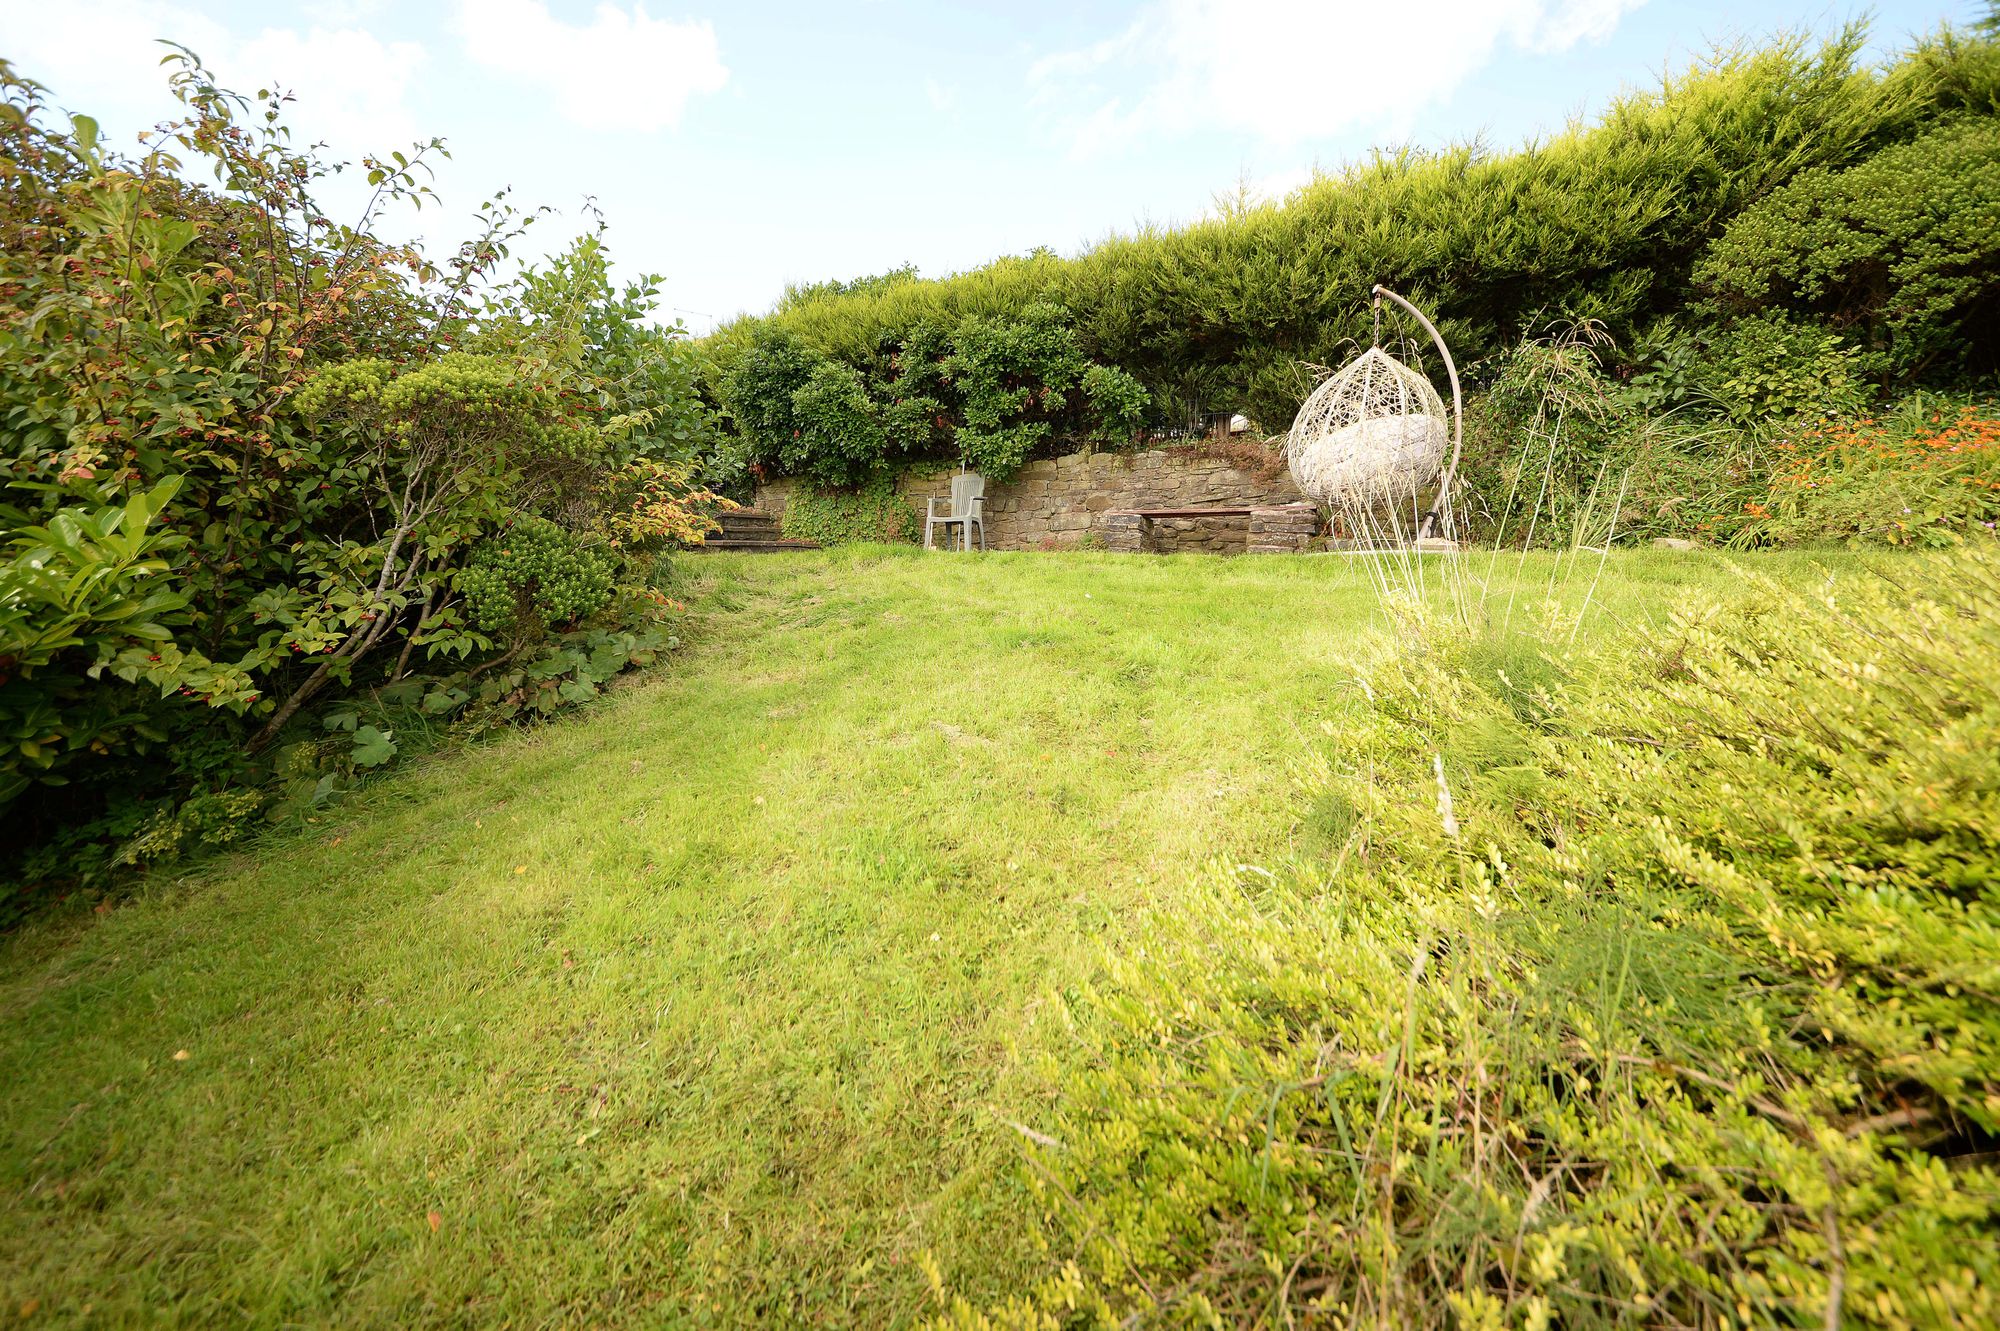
926,496,948,517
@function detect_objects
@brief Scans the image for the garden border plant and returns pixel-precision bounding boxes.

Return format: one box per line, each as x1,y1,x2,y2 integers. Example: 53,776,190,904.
0,51,728,900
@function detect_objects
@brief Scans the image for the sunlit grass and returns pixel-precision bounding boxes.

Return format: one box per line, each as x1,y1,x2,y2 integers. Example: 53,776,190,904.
0,545,1871,1325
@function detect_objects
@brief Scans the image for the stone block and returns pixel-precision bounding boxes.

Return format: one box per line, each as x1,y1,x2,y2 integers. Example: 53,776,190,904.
1101,512,1145,552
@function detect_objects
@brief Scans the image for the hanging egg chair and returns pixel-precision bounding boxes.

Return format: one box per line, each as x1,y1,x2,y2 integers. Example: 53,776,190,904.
1285,285,1463,540
1285,347,1446,505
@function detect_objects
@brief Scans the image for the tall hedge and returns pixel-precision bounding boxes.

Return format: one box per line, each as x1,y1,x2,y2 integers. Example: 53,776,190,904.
710,25,2000,431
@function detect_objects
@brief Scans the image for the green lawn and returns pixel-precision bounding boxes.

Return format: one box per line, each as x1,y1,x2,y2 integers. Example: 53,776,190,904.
0,546,1858,1326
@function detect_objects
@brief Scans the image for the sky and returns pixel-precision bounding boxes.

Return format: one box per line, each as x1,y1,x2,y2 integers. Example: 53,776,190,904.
1,0,1983,332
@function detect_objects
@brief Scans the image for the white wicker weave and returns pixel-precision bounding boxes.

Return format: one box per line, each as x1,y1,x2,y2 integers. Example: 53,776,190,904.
1284,346,1448,506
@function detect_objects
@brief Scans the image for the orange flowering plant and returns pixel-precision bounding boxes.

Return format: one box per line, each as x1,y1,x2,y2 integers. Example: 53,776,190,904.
1736,397,2000,547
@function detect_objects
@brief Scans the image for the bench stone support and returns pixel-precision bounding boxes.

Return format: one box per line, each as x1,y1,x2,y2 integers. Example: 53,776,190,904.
1247,503,1321,554
1101,511,1148,553
1101,503,1321,553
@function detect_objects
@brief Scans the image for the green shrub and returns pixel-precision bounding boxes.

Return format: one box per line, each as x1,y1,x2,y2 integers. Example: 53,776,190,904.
459,517,615,635
1080,363,1150,444
946,301,1091,479
931,550,2000,1330
718,304,1149,484
790,360,890,487
0,52,713,891
779,477,920,546
718,329,827,477
114,788,268,869
1640,309,1872,419
0,478,259,803
1695,118,2000,380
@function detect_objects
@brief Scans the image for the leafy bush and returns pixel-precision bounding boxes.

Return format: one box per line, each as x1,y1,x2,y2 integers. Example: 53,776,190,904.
721,304,1149,484
1080,363,1150,444
459,518,615,635
596,458,734,554
417,624,678,725
718,329,826,478
0,479,258,803
1625,314,1874,424
946,301,1091,478
931,550,2000,1330
790,360,890,487
1695,118,2000,380
0,53,721,893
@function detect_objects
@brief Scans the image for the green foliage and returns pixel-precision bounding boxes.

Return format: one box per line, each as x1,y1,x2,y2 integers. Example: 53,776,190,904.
1455,319,1943,549
935,552,2000,1330
1735,397,2000,547
778,262,921,310
1624,314,1875,423
458,518,615,636
114,788,268,869
0,52,714,892
416,624,677,725
1712,315,1876,421
0,479,257,802
719,26,1987,431
1079,363,1149,444
1695,119,2000,379
716,329,825,476
483,228,719,463
790,360,890,487
946,301,1089,478
778,477,920,545
721,305,1148,483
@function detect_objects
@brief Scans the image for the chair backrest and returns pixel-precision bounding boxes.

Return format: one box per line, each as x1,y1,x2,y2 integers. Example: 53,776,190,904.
949,472,985,517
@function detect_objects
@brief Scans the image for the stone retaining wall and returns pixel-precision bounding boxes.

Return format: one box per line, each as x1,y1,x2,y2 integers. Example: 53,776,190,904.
754,446,1313,552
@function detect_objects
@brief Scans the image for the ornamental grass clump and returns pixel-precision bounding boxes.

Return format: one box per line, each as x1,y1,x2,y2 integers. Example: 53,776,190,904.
929,548,2000,1330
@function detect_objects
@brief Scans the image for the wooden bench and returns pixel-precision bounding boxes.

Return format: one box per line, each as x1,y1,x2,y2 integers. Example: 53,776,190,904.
1102,503,1319,554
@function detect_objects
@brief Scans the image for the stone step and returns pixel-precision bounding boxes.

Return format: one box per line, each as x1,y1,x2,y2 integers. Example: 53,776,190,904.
696,537,822,552
700,510,801,550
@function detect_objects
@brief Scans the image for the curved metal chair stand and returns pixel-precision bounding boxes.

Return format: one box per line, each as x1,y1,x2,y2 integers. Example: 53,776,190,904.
1369,284,1462,542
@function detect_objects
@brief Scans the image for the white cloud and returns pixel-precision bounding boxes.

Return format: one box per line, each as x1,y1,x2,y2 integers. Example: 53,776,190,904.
1,0,426,159
924,77,956,114
1030,0,1645,155
1246,165,1315,205
233,26,427,153
455,0,727,133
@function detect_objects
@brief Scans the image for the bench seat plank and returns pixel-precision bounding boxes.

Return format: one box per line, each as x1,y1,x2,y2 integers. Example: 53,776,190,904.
1110,506,1258,519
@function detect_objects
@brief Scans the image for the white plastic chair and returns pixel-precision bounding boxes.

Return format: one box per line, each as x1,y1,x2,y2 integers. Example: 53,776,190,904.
924,473,985,551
